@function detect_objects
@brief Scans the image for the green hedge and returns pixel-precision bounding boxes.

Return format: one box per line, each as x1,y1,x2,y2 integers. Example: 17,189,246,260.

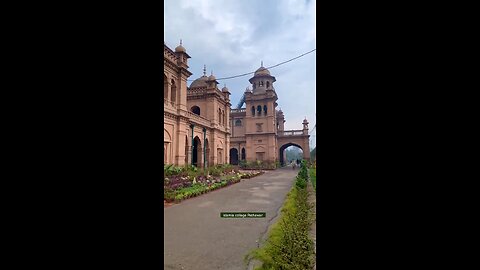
245,161,315,269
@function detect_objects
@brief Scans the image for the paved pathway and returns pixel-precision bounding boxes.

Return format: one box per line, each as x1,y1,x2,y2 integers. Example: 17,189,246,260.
164,167,298,270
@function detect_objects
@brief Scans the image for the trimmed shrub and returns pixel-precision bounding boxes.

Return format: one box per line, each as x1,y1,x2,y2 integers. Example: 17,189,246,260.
245,161,315,269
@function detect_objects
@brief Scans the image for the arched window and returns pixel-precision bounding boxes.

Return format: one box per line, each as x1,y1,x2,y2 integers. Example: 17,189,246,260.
263,105,267,116
219,108,222,125
235,119,242,126
191,106,200,115
253,83,256,89
257,105,262,115
170,79,176,103
266,81,270,88
251,106,255,116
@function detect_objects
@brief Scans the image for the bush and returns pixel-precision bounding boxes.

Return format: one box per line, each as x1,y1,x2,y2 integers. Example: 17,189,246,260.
295,176,307,189
246,182,314,269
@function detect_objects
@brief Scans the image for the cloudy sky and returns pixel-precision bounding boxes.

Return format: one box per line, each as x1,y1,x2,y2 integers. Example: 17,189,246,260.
164,0,316,149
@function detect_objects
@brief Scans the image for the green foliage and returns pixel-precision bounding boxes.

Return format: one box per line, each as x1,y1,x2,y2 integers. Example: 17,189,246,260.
164,164,183,177
295,176,307,189
309,168,316,190
207,166,222,177
246,182,315,270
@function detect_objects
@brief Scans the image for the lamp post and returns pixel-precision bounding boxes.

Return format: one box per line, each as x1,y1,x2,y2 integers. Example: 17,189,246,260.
203,127,206,169
190,124,194,166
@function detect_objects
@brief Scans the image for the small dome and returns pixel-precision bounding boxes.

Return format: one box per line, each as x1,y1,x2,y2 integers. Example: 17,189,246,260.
175,45,186,53
208,74,216,81
222,84,229,92
254,66,270,76
190,76,208,88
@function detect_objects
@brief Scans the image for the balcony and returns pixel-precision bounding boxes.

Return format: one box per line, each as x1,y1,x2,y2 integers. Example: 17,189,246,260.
187,111,211,127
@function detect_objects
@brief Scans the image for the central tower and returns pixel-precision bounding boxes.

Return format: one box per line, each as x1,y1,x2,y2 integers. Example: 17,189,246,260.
244,64,279,163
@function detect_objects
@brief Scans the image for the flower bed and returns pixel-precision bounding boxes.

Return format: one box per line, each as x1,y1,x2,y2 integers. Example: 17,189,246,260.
163,164,263,203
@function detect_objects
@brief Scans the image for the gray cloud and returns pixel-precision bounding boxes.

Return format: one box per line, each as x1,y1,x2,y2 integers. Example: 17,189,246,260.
165,0,316,148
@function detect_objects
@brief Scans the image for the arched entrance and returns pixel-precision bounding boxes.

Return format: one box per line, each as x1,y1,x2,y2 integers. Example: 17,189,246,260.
279,143,303,167
230,148,238,165
192,136,202,167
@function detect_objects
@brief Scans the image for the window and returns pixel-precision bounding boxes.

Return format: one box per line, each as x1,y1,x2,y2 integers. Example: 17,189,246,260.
235,119,242,126
191,106,200,115
263,105,267,116
253,83,256,89
257,105,262,115
266,81,270,88
251,106,255,116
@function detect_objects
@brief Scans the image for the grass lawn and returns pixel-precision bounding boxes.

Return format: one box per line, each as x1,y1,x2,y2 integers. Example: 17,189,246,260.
309,168,316,190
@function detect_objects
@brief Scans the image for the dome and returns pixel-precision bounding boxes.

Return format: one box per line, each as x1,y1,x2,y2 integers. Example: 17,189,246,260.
175,45,186,53
222,85,229,92
254,66,270,76
190,76,208,88
208,74,216,81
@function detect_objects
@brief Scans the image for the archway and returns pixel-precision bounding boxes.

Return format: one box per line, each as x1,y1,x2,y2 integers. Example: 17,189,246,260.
279,143,303,167
230,148,238,165
192,136,202,167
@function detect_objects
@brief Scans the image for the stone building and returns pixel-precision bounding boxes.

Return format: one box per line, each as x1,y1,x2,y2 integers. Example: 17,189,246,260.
164,41,231,167
229,65,310,166
164,41,309,167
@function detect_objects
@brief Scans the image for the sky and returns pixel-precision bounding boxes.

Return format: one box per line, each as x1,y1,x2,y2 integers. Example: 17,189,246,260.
164,0,316,149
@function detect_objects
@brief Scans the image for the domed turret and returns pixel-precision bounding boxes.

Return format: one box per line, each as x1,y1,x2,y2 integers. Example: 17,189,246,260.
248,61,276,94
190,65,209,88
254,66,270,76
175,39,186,53
208,72,216,81
222,84,229,93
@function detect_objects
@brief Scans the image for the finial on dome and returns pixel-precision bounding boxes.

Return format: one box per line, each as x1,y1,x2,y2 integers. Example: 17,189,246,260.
211,70,213,76
203,65,206,76
180,39,182,45
261,60,263,67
